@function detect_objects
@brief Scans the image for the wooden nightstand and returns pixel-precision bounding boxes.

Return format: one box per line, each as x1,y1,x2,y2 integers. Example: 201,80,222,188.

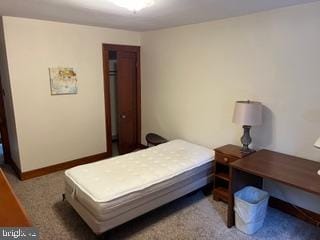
213,144,255,202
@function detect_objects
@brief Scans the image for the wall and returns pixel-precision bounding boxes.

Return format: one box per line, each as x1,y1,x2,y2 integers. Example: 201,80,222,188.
2,16,140,172
141,2,320,212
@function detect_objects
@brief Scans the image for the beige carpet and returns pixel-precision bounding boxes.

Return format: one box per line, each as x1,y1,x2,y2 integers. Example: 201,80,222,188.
2,164,319,240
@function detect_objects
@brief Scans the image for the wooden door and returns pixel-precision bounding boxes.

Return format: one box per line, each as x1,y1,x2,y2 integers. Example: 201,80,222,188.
116,51,138,154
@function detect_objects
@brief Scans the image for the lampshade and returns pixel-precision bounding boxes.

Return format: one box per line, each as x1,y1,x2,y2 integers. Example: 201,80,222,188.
232,101,262,126
314,137,320,148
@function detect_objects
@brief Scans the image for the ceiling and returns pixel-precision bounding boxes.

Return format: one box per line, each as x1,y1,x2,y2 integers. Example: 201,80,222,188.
0,0,318,31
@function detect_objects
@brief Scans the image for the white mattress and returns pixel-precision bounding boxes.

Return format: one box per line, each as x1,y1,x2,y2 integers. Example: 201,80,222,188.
65,162,213,221
65,140,214,204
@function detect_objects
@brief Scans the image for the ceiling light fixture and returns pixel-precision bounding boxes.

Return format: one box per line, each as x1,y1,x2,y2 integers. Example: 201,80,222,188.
109,0,154,12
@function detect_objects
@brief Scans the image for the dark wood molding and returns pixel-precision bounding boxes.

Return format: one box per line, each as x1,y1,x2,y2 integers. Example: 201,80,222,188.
103,44,140,53
102,46,113,157
138,144,148,149
269,196,320,227
9,152,110,180
6,157,21,179
136,48,141,148
102,43,141,155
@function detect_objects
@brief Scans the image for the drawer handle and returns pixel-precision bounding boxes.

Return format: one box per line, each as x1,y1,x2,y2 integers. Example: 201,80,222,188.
223,157,229,162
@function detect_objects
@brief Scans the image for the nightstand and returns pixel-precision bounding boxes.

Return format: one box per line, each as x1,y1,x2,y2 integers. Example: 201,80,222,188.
213,144,255,202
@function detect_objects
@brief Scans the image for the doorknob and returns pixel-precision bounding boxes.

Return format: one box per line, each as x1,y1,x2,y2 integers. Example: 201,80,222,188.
121,114,127,119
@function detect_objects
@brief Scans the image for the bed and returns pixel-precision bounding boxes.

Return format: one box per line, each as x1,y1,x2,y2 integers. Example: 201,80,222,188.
64,139,214,234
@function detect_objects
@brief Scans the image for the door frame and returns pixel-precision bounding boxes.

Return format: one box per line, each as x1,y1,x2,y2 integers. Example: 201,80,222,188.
102,44,141,156
0,73,11,163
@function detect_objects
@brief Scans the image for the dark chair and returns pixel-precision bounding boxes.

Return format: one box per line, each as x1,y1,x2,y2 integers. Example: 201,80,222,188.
146,133,168,147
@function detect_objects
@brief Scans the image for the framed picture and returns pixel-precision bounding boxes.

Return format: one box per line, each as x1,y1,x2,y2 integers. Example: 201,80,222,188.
49,67,78,95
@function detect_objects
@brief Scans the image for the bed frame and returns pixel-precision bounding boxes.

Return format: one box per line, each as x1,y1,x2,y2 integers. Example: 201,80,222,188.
64,167,213,235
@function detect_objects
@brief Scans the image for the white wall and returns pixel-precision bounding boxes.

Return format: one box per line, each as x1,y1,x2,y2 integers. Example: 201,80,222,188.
2,16,140,172
141,2,320,212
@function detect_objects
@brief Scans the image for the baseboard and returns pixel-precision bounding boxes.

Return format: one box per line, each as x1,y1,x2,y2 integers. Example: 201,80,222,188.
18,152,110,180
269,197,320,227
6,157,22,179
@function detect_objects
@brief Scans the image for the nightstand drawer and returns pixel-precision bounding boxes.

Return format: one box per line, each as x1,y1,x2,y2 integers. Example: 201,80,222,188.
215,152,238,164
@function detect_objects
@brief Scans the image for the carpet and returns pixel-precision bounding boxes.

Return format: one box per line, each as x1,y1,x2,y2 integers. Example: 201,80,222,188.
2,164,319,240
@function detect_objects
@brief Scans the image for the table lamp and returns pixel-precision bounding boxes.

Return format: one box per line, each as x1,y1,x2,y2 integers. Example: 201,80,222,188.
232,100,262,153
314,137,320,149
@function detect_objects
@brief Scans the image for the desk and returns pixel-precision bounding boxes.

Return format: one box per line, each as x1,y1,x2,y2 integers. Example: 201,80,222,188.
228,149,320,227
0,169,31,226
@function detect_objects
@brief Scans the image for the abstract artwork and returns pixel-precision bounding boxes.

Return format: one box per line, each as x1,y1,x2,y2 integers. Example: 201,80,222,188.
49,67,78,95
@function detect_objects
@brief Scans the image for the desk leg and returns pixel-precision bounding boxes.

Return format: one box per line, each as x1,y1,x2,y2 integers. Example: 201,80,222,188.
227,167,263,228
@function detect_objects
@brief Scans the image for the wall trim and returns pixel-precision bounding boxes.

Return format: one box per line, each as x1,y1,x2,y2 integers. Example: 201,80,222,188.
102,43,141,155
269,196,320,227
8,152,111,180
6,157,21,179
138,144,148,149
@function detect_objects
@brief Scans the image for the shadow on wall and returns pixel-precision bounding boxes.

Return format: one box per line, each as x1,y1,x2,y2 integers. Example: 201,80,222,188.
251,105,274,150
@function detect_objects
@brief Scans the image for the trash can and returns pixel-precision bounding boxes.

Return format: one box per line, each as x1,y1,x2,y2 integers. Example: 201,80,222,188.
234,186,269,235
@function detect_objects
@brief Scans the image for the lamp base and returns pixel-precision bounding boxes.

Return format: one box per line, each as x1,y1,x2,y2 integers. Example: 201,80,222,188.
240,125,252,153
240,147,255,154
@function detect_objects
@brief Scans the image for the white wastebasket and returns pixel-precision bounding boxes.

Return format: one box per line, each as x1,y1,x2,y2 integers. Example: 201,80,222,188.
234,186,269,235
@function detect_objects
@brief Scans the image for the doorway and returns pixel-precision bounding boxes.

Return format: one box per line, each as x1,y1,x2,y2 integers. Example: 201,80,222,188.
102,44,141,156
108,50,120,156
0,73,11,165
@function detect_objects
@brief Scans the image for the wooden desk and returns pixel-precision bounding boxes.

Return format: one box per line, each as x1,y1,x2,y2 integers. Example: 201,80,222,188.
0,169,31,226
228,149,320,227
